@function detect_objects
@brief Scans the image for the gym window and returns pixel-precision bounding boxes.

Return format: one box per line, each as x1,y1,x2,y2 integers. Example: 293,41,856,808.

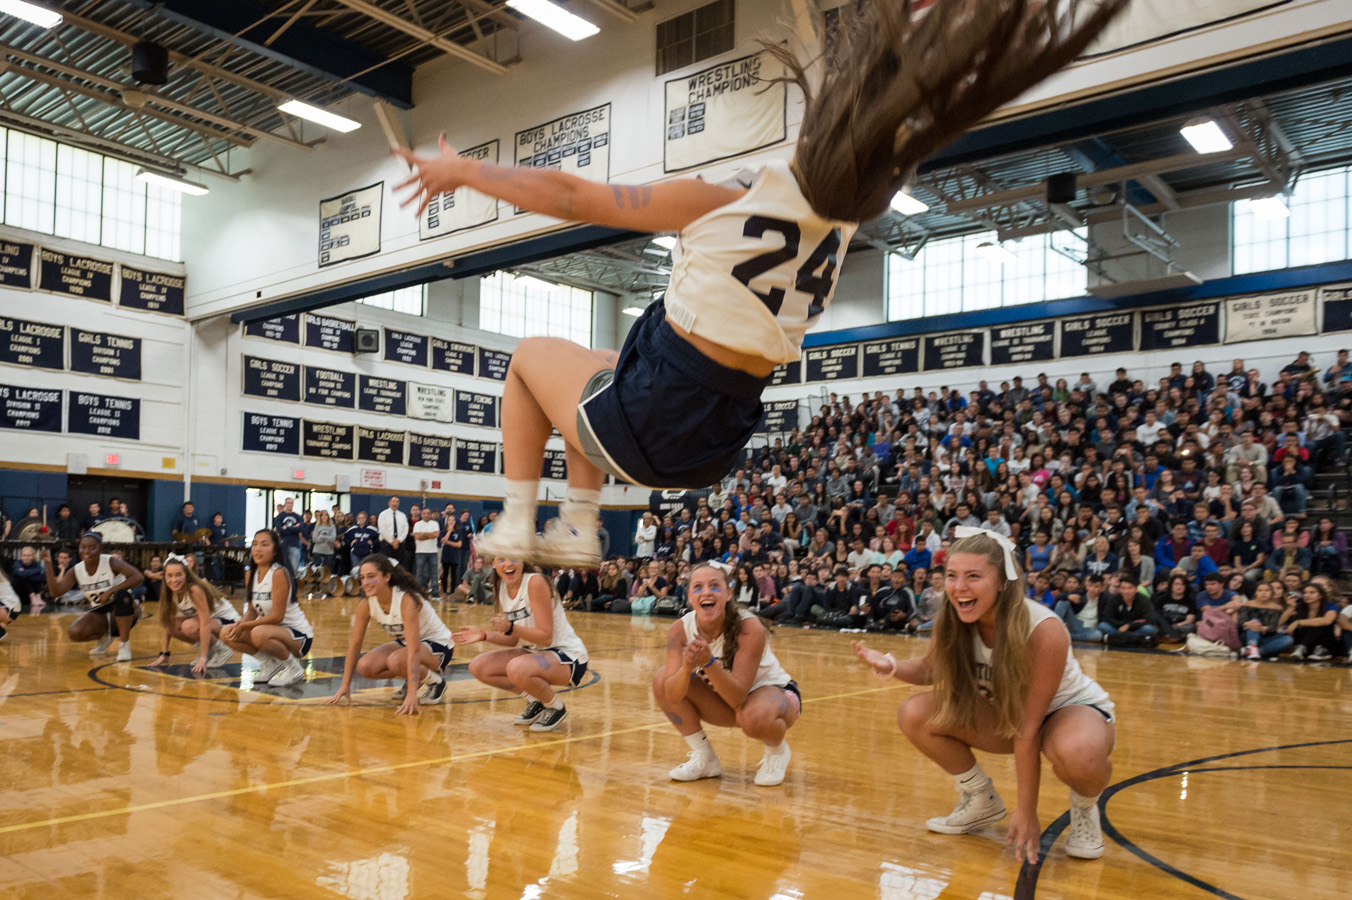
356,284,427,316
1232,165,1351,275
656,0,735,76
479,272,593,346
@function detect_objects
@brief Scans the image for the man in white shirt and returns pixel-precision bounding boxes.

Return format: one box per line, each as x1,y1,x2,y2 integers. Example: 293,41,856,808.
1136,409,1166,448
412,507,441,597
377,495,409,559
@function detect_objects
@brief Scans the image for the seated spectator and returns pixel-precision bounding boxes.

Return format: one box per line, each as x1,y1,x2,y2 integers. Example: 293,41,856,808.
1286,581,1341,661
10,545,45,603
1175,542,1219,588
1057,574,1106,642
869,568,916,631
1157,573,1199,639
1264,533,1311,583
1269,454,1312,517
1308,516,1347,578
140,555,165,604
1118,539,1155,587
1154,522,1192,571
1098,576,1162,646
1081,535,1117,578
1048,526,1086,574
1238,581,1292,660
1197,573,1235,611
454,556,493,605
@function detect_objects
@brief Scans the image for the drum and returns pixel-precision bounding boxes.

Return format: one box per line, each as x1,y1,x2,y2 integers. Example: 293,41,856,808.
91,517,140,544
13,516,47,542
341,575,359,596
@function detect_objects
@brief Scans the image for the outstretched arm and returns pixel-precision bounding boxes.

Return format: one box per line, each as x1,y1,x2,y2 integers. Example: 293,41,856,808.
392,135,744,232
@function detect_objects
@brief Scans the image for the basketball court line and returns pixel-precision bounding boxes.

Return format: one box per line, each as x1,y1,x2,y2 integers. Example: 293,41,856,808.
0,681,903,836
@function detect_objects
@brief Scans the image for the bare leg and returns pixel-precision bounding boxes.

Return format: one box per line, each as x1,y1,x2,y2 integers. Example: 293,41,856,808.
735,686,801,747
651,668,739,735
897,691,1013,775
467,647,530,691
504,650,575,703
1040,706,1115,796
249,624,303,660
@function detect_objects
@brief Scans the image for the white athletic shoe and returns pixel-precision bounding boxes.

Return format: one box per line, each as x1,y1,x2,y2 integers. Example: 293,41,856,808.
207,641,233,668
514,699,546,725
669,748,723,782
90,633,114,657
535,519,602,570
473,516,539,564
254,654,283,684
926,785,1007,834
754,742,792,786
391,681,407,701
269,656,305,687
418,675,447,705
1065,801,1105,859
115,642,132,662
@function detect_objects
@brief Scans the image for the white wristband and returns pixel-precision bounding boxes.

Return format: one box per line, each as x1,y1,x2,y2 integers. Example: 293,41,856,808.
880,653,899,679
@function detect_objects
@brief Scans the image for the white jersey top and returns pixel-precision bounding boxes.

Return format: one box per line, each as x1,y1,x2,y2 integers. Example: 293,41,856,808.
0,576,18,614
680,608,792,693
249,564,313,637
73,554,126,603
665,161,857,364
499,573,588,663
173,587,240,623
368,587,453,646
972,599,1113,717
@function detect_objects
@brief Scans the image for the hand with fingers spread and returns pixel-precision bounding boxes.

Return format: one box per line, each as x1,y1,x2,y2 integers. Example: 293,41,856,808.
1007,808,1042,864
391,135,464,217
851,640,898,678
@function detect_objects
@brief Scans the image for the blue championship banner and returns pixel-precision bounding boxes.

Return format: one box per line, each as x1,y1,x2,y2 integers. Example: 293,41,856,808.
243,356,301,401
303,366,356,408
38,249,114,301
409,432,453,470
119,266,185,315
357,426,406,465
301,420,355,461
0,240,36,289
0,315,64,370
0,383,61,432
542,447,568,480
358,375,407,416
663,52,787,172
454,438,499,474
68,391,139,439
384,327,429,367
431,337,476,375
477,347,510,381
1141,301,1220,351
242,412,300,455
71,329,141,381
923,332,984,371
243,315,301,344
454,390,499,428
305,312,356,352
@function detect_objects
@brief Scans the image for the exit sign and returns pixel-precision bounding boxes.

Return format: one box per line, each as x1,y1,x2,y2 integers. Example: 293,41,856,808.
105,453,120,466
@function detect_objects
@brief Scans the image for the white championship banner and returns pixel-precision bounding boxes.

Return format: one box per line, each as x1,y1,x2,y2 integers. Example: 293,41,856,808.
319,182,382,267
514,104,610,214
407,381,455,423
419,140,500,241
664,52,786,172
1225,289,1317,344
1086,0,1286,56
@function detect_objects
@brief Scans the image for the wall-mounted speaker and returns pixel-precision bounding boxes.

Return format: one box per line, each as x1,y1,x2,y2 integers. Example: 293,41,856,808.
355,328,379,353
1047,172,1078,205
132,41,169,85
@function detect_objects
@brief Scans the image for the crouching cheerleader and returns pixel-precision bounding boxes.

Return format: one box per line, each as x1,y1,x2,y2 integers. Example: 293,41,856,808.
149,555,239,674
327,554,454,715
653,562,800,786
853,527,1116,862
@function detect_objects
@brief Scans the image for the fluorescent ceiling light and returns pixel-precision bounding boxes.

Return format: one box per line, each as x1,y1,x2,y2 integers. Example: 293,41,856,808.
1245,195,1290,220
621,306,645,317
650,235,677,250
0,0,62,29
889,190,929,216
136,168,209,196
975,241,1017,264
1180,118,1232,154
278,99,360,133
506,0,598,40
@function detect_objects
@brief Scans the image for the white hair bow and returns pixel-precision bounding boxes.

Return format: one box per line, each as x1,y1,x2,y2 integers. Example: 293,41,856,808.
952,525,1019,580
165,553,189,566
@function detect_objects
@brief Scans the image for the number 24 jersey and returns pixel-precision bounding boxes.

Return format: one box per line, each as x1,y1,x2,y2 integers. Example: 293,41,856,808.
664,160,857,365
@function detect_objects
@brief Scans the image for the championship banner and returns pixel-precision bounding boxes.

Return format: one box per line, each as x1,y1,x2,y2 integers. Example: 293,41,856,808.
301,420,355,461
70,329,142,381
38,248,114,301
477,347,510,381
242,412,299,455
454,438,500,474
804,346,859,383
68,392,139,439
1321,284,1352,333
1225,290,1317,344
542,447,568,480
0,315,64,370
923,332,984,371
319,182,382,267
243,315,300,344
663,52,787,172
0,240,36,289
0,383,61,432
304,313,356,352
119,267,185,315
431,338,476,375
409,432,453,470
455,390,500,428
356,426,406,465
303,366,356,408
862,339,921,378
242,356,301,401
768,359,801,386
419,140,500,240
514,104,610,213
408,381,455,422
384,327,429,367
989,322,1055,366
1140,301,1220,351
1059,312,1135,358
757,399,799,435
1086,0,1286,56
357,375,407,416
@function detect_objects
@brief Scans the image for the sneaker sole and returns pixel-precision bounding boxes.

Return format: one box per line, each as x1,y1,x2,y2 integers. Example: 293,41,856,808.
529,712,568,732
669,766,722,782
1066,843,1106,860
925,807,1007,834
474,534,539,562
534,547,602,570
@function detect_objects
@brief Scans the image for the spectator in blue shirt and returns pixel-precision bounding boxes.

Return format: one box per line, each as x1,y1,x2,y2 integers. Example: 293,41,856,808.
272,498,305,572
902,543,932,573
170,501,202,541
1154,522,1192,570
344,510,379,573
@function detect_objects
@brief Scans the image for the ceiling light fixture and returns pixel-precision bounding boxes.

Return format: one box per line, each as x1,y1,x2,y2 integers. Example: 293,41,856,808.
650,235,678,250
975,240,1017,264
0,0,61,29
278,99,360,133
136,168,209,196
889,190,929,216
506,0,599,40
1180,118,1232,154
621,306,645,317
1245,195,1290,220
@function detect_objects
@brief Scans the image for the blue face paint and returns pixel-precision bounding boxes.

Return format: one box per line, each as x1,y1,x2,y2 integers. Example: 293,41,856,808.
530,653,552,670
664,711,683,726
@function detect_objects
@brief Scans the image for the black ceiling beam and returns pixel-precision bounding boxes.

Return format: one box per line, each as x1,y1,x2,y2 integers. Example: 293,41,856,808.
121,0,414,109
921,32,1352,173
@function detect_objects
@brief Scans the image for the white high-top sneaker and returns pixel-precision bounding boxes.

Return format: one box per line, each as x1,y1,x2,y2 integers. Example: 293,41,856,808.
925,784,1007,834
473,515,540,564
1065,799,1105,859
668,747,723,782
753,742,792,786
535,518,602,569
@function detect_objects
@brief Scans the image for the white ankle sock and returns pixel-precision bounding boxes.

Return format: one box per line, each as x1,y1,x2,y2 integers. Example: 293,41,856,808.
954,762,992,793
562,488,602,527
683,731,711,752
543,695,564,710
1069,789,1098,809
503,480,539,524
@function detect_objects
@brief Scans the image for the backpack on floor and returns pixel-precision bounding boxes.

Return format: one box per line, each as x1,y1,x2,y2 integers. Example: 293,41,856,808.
630,595,656,616
1185,632,1236,658
1197,607,1240,650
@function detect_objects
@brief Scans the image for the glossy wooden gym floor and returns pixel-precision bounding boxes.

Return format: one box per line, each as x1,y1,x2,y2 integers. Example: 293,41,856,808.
1,596,1348,900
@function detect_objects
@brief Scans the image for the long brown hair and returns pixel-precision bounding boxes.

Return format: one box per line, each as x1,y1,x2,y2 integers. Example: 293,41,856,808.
763,0,1127,222
160,557,227,629
360,553,425,608
486,559,558,615
690,563,745,671
929,532,1031,739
